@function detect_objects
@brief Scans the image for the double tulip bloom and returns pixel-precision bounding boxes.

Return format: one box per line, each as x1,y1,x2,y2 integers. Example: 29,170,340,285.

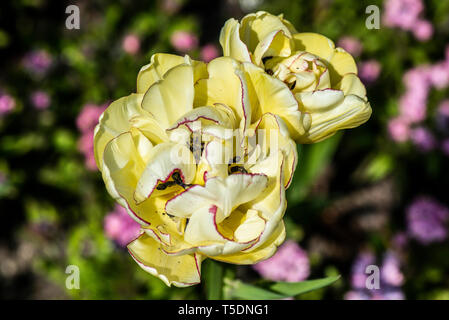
94,11,372,287
221,11,371,143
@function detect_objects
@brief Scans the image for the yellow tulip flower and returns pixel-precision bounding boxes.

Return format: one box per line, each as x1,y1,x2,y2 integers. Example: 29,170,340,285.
94,53,297,287
220,11,372,143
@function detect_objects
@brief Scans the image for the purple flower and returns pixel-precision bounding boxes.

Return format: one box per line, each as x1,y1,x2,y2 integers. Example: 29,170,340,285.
410,126,436,152
0,93,16,116
392,232,409,250
23,49,52,75
104,205,141,247
381,251,404,287
30,91,50,110
442,139,449,156
345,251,405,300
358,60,381,84
436,100,449,133
337,36,363,57
345,288,404,300
253,240,310,282
350,252,376,289
406,197,449,244
170,31,198,52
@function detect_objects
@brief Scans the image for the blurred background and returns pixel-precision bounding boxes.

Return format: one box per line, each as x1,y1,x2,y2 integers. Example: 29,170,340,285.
1,0,449,300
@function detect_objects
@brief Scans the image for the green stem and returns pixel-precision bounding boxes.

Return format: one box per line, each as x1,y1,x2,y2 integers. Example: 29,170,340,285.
203,259,224,300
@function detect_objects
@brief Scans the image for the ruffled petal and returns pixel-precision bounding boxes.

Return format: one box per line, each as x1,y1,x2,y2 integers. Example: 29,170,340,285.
136,53,186,94
127,233,203,287
141,64,194,129
134,142,196,204
219,18,252,63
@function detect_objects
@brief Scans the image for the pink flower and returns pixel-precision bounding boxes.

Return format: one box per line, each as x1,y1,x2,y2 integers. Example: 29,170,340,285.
76,103,107,132
0,93,16,115
30,91,50,110
200,44,219,62
410,126,436,152
412,20,433,41
403,67,431,92
428,62,449,89
399,93,427,123
122,34,140,55
104,205,141,247
253,240,310,282
383,0,424,29
358,60,381,84
170,31,198,52
76,103,107,171
23,49,52,75
388,117,410,142
337,36,363,57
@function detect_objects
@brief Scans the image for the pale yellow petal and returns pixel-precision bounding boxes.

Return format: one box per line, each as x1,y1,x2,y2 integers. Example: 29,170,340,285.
335,73,367,98
141,64,194,129
194,57,251,130
136,53,185,94
134,142,196,204
240,11,292,53
242,62,304,139
219,18,252,62
127,233,203,287
292,32,336,63
328,48,358,85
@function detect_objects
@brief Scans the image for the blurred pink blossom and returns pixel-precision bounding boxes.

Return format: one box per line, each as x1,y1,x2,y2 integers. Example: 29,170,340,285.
399,94,427,123
383,0,423,29
122,34,140,55
412,20,433,41
252,240,310,282
0,93,16,115
76,103,107,171
381,251,404,287
388,117,410,142
358,60,381,84
76,103,107,132
337,36,363,57
104,204,141,247
410,126,436,152
31,90,50,110
200,44,219,62
428,62,449,89
170,31,198,52
23,49,52,75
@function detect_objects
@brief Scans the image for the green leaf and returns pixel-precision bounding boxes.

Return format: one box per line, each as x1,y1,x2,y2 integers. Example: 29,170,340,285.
269,275,341,296
226,275,340,300
225,280,287,300
203,260,224,300
287,133,342,205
